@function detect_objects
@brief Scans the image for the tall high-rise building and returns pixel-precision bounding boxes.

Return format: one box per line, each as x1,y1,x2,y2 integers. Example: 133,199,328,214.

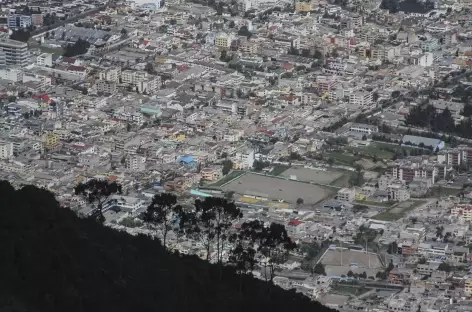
0,39,28,67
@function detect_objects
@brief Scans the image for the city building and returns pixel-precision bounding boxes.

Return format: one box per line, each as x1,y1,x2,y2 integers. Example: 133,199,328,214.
0,67,23,82
0,38,28,67
337,188,355,202
125,155,146,172
36,53,53,67
0,141,14,159
7,14,31,28
349,123,378,135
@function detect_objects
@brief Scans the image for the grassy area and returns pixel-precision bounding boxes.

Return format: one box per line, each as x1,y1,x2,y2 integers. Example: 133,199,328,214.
371,200,427,221
267,165,290,176
39,46,64,54
355,200,394,208
348,142,429,162
210,170,244,187
29,43,64,55
330,171,356,187
431,186,461,197
326,152,360,165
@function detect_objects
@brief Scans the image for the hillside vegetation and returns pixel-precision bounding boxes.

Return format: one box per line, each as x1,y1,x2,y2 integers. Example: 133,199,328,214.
0,181,336,312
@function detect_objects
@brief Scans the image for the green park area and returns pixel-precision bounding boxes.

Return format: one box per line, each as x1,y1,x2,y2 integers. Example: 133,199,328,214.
210,170,245,187
371,200,427,221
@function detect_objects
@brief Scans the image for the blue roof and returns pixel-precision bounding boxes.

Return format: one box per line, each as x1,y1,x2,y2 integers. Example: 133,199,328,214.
191,189,213,197
180,156,195,163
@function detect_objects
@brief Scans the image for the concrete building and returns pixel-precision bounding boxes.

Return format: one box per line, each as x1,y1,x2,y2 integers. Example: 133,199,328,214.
96,80,117,94
0,141,13,159
36,53,53,67
349,123,378,135
201,167,222,181
337,188,355,202
8,14,31,28
125,155,146,172
465,279,472,295
31,13,43,26
0,67,23,82
234,148,255,168
136,76,161,94
215,32,233,49
0,38,28,66
349,91,373,106
451,204,472,222
99,67,121,82
388,185,410,202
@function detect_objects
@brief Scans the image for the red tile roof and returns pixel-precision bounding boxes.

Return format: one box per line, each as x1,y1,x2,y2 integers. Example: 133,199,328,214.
288,220,303,226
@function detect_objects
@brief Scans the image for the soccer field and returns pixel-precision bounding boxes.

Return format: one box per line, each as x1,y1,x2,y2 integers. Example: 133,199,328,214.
221,173,334,204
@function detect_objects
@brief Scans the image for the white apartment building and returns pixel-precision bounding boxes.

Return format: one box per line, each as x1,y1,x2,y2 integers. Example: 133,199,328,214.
0,67,23,82
234,148,255,168
452,204,472,222
36,53,53,67
102,194,146,214
137,76,161,94
349,123,378,134
337,188,355,202
349,91,373,106
0,141,13,159
388,185,410,202
121,70,147,84
419,52,433,67
99,67,121,82
0,38,28,67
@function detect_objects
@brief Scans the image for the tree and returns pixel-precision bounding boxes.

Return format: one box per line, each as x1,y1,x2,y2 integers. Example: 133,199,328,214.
438,262,451,272
228,20,235,28
313,262,326,275
229,243,257,276
121,28,127,35
74,179,122,223
10,28,31,42
63,38,91,57
7,96,17,103
313,50,323,59
347,270,354,277
145,62,156,74
179,197,242,263
387,242,398,254
222,159,233,175
296,198,304,205
238,25,252,38
238,220,296,281
360,271,367,279
224,191,235,200
143,193,182,249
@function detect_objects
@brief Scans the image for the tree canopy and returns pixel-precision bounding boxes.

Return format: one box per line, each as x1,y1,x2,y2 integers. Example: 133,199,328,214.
406,103,472,138
63,38,91,57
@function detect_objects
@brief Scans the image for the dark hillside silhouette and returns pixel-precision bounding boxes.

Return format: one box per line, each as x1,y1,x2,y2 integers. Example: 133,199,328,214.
0,181,337,312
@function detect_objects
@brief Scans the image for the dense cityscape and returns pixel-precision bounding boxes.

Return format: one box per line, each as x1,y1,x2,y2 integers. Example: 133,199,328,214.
2,0,472,310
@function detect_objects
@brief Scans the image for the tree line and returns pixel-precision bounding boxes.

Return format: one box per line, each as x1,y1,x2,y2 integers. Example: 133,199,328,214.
406,103,472,139
75,179,297,282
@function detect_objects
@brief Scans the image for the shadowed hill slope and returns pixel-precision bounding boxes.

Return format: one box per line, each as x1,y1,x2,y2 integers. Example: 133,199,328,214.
0,181,337,312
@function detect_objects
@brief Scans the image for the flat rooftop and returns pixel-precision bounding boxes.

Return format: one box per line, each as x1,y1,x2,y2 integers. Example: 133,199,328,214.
0,38,27,48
